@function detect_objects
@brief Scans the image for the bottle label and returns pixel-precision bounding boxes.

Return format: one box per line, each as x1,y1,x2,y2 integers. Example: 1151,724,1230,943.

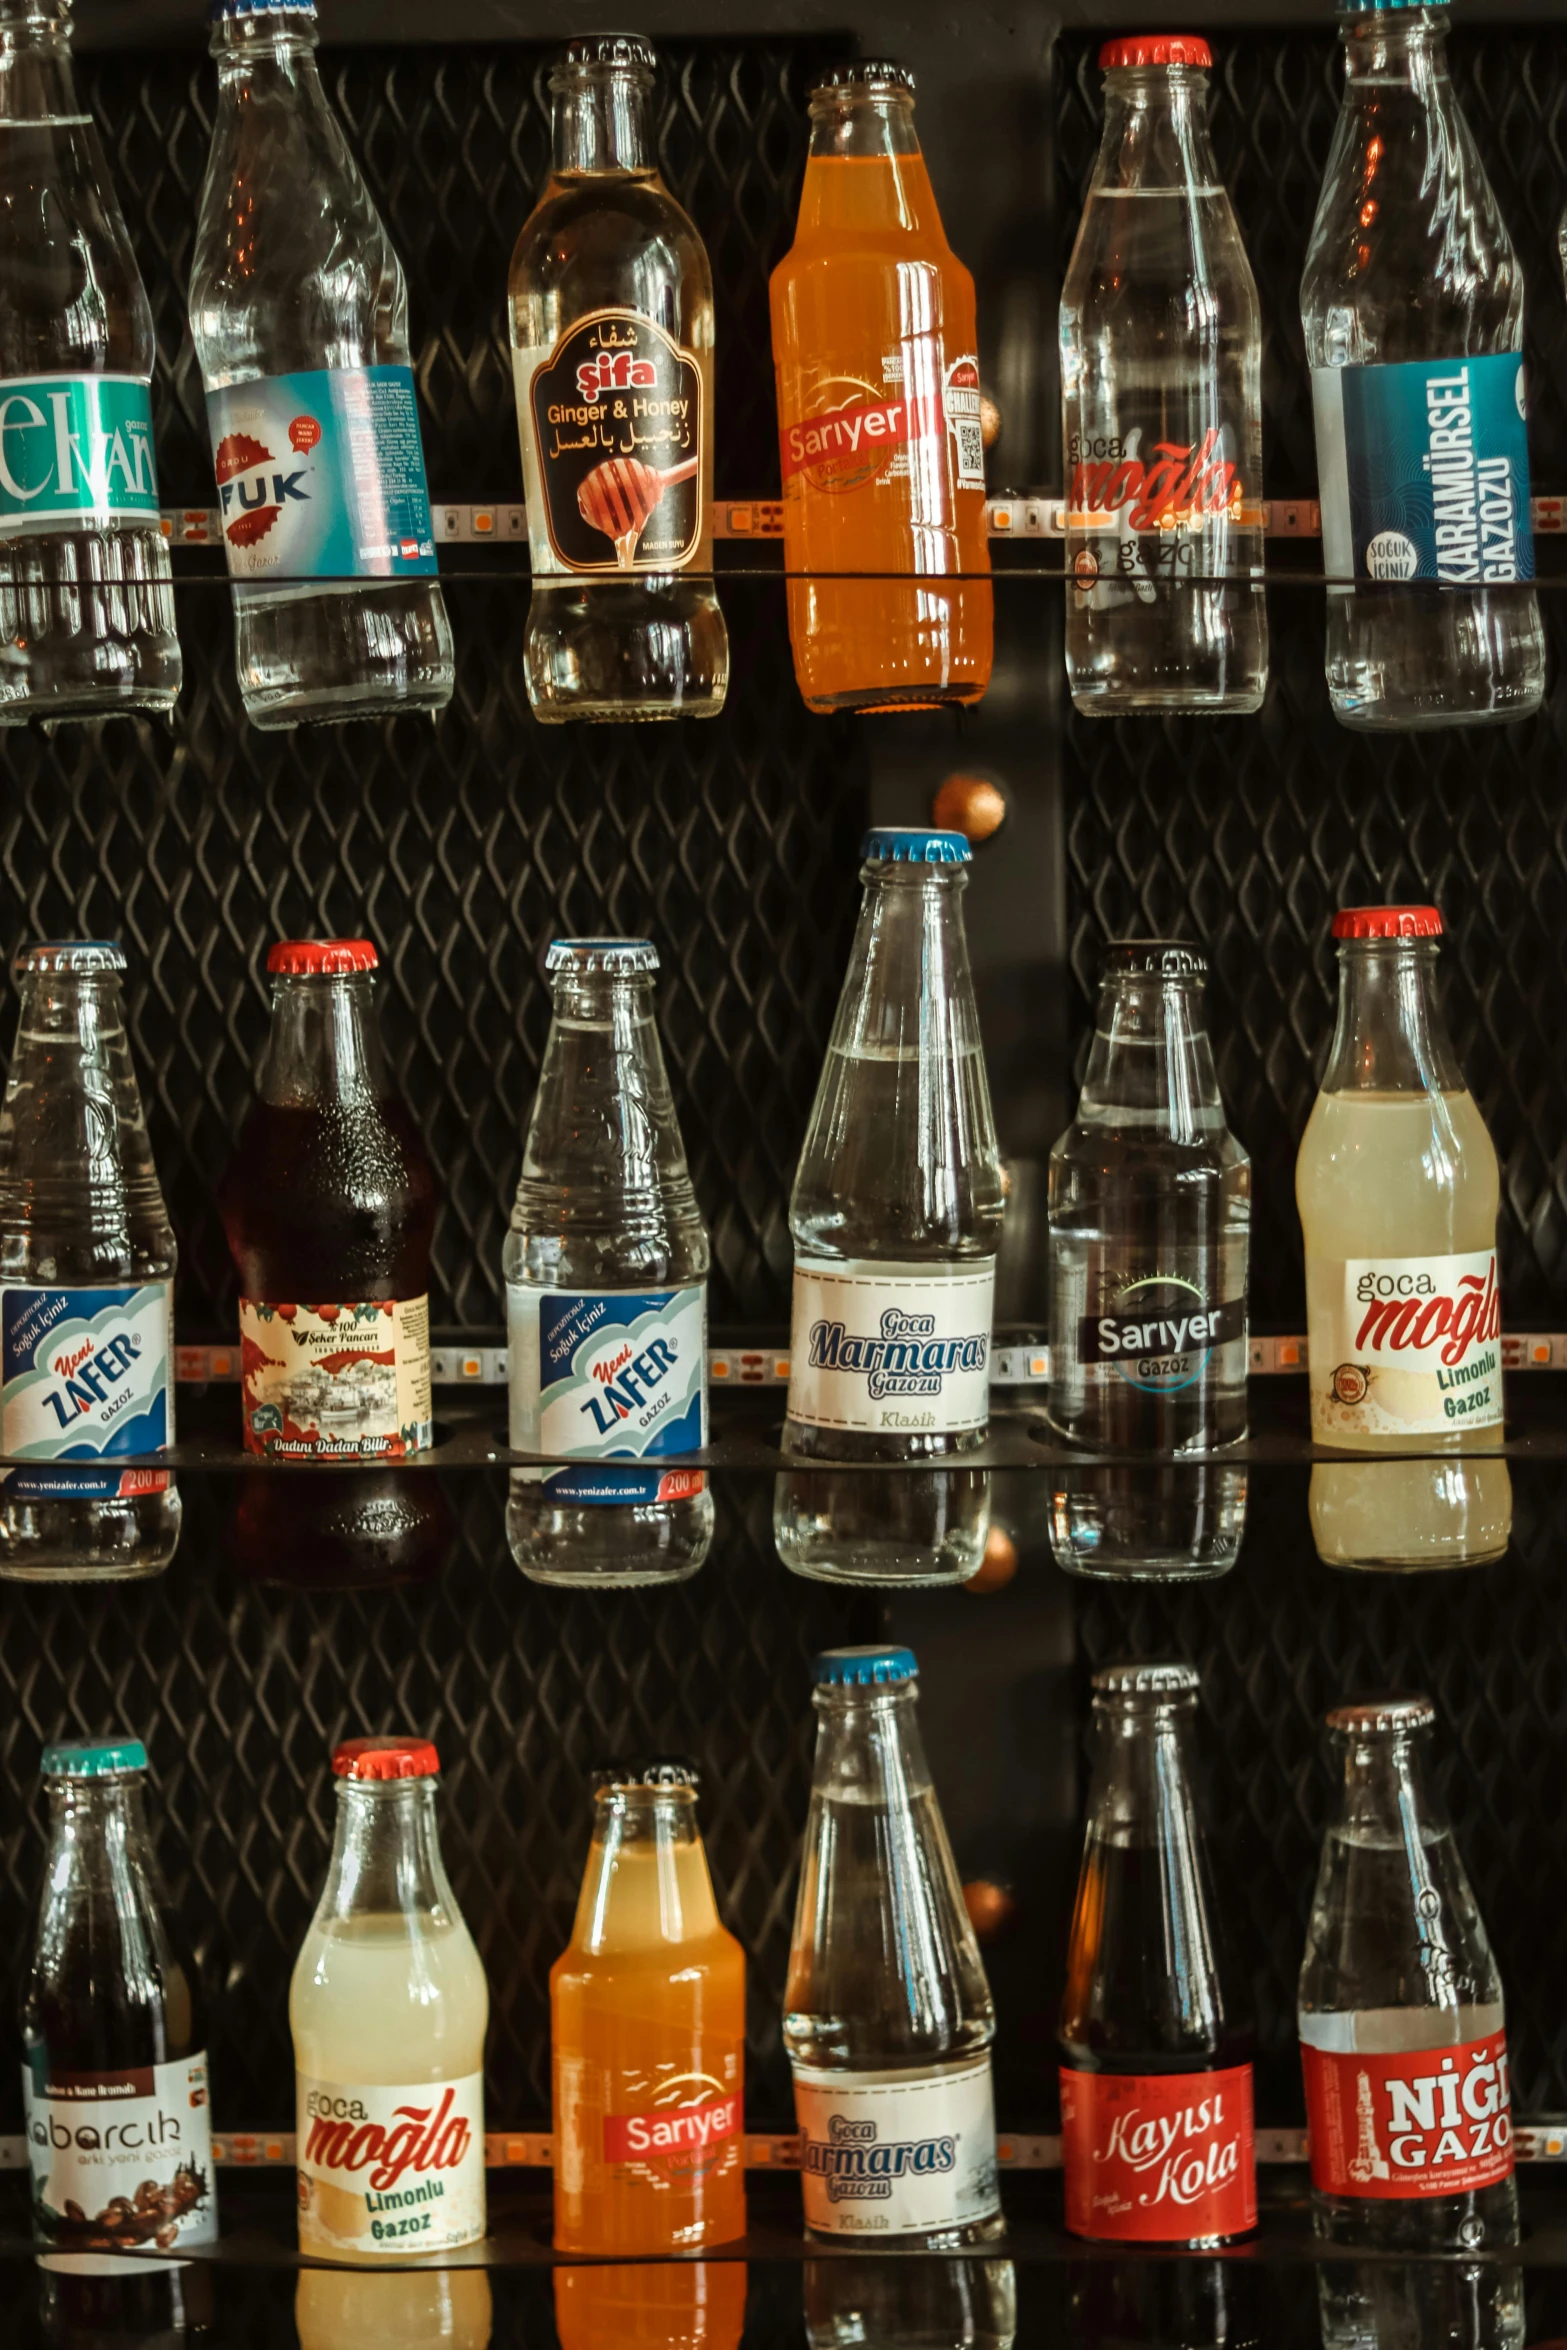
780,363,951,496
0,1283,173,1501
237,1297,433,1460
1059,2063,1257,2242
1301,2031,1513,2200
555,2047,744,2204
943,355,986,491
1307,1252,1502,1439
0,374,161,535
1075,1286,1247,1390
1065,424,1265,585
1312,355,1534,586
23,2052,216,2250
792,2059,1000,2237
295,2071,486,2254
507,1282,706,1504
515,311,705,575
205,366,438,580
786,1264,993,1436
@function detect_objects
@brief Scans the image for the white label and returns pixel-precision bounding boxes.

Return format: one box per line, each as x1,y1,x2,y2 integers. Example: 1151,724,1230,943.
943,353,985,492
1308,1251,1502,1439
295,2071,486,2256
792,2058,1000,2237
786,1263,994,1436
23,2053,216,2249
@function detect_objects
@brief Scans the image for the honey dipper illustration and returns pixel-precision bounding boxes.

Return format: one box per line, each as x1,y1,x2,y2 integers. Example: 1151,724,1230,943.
577,454,699,567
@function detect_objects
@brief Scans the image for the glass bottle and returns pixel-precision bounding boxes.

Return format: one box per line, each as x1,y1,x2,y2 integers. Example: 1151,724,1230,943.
1299,1697,1521,2350
805,2258,1017,2350
1296,906,1509,1570
296,2270,492,2350
0,942,179,1581
1060,37,1266,715
505,940,712,1587
507,35,727,721
775,831,1003,1586
1045,942,1249,1580
552,1761,745,2256
769,63,993,715
291,1735,487,2262
189,0,453,726
1301,3,1543,730
0,0,180,724
1059,1664,1255,2247
784,1645,1002,2250
21,1739,216,2252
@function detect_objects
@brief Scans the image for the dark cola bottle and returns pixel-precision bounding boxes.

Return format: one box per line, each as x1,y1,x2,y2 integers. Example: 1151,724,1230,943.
218,939,452,1586
1059,1663,1256,2248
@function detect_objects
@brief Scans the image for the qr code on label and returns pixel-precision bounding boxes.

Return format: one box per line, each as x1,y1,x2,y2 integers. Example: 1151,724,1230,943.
953,422,984,490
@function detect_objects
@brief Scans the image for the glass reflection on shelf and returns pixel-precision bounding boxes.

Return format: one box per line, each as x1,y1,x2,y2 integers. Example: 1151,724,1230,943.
553,2262,747,2350
1048,1461,1247,1580
804,2257,1016,2350
772,1467,991,1586
228,1468,456,1590
36,2253,213,2350
1315,2259,1523,2350
1066,2257,1261,2350
1307,1458,1512,1574
294,2267,492,2350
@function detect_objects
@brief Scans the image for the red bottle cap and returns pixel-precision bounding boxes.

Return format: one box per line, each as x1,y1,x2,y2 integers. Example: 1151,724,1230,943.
1099,35,1213,69
1331,906,1443,941
268,939,380,976
332,1735,440,1781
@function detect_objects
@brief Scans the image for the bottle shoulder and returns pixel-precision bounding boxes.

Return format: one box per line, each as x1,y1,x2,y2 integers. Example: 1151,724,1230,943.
509,178,713,319
0,123,154,375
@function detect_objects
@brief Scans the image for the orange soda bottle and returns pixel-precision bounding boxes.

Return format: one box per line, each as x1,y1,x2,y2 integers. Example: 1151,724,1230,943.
551,1760,746,2254
769,61,993,715
555,2264,747,2350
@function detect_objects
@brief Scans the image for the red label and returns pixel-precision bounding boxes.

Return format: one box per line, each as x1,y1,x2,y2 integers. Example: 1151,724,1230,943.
289,415,322,453
1352,1256,1501,1367
1059,2064,1257,2242
780,391,944,488
301,2082,475,2192
603,2089,741,2169
1301,2031,1514,2199
1069,428,1247,529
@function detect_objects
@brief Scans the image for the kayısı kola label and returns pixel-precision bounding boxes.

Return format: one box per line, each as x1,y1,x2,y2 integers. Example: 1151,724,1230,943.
23,2053,216,2250
0,1281,173,1502
1059,2063,1256,2242
1308,1251,1502,1441
791,2058,1000,2237
1301,2030,1513,2200
1313,353,1533,587
786,1262,993,1437
506,1281,706,1505
295,2071,486,2254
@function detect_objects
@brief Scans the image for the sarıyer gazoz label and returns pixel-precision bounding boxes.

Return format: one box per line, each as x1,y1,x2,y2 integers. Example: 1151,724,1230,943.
555,2048,743,2202
0,1282,173,1504
0,374,161,536
238,1298,433,1461
507,1282,706,1506
1308,1252,1502,1441
786,1262,993,1437
1301,2030,1513,2200
23,2052,216,2251
1312,354,1534,587
296,2072,485,2254
205,365,438,580
1076,1275,1246,1398
1059,2064,1256,2243
792,2058,1000,2238
516,310,705,575
780,342,971,501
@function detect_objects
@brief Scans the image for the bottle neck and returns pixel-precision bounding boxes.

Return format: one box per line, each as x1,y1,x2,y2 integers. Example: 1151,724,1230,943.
798,91,933,235
570,1786,719,1953
523,971,690,1203
209,5,321,86
39,1776,170,2005
552,66,653,176
0,1,81,127
1320,942,1465,1095
1341,12,1451,89
1077,973,1225,1141
836,865,980,1063
0,973,165,1227
257,973,391,1105
811,1681,929,1805
1097,68,1219,194
315,1779,454,1928
1331,1723,1445,1840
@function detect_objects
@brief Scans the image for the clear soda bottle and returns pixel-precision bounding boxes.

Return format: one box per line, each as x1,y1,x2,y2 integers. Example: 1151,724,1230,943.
22,1738,216,2252
189,0,454,726
805,2257,1017,2350
784,1645,1003,2249
0,943,179,1580
505,940,712,1586
1301,4,1543,730
1295,907,1509,1571
1299,1697,1522,2350
1061,37,1266,715
508,36,727,722
775,831,1003,1586
0,0,180,723
1045,943,1248,1579
1059,1664,1256,2247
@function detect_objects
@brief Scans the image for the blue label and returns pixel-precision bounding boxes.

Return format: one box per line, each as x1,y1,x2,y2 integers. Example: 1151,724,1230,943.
507,1282,706,1507
1313,354,1534,587
0,1284,173,1493
206,365,438,581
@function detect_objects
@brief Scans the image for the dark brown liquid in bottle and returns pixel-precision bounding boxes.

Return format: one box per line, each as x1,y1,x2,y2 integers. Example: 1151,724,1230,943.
1059,1841,1254,2077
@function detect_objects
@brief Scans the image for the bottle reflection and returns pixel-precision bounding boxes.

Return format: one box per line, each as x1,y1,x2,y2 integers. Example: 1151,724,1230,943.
773,1468,991,1585
805,2257,1017,2350
1067,2258,1260,2349
37,2255,212,2348
1307,1459,1511,1575
230,1468,455,1590
1048,1463,1246,1581
554,2262,746,2350
1315,2259,1523,2350
295,2266,492,2350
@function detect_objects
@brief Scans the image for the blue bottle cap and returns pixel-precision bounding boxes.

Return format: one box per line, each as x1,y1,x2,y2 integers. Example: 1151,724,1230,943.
15,942,126,979
545,939,660,975
42,1738,148,1778
211,0,316,17
813,1645,918,1688
860,829,971,866
1338,0,1428,11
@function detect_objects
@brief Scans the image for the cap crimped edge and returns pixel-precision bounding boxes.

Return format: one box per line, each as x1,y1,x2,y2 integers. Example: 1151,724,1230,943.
556,34,656,73
1332,905,1443,941
812,60,915,96
41,1738,148,1777
860,828,972,867
268,938,379,976
1099,36,1213,70
545,937,660,974
1103,939,1208,978
814,1643,918,1688
333,1735,440,1781
1092,1661,1200,1697
592,1756,700,1792
16,941,127,977
1326,1695,1436,1735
